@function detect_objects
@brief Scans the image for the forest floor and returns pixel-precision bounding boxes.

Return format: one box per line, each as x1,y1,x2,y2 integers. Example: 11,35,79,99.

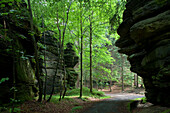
13,85,170,113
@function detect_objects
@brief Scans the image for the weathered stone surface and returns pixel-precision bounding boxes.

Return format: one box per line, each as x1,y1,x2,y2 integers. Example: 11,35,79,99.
116,0,170,106
0,2,38,104
40,34,79,94
130,10,170,45
132,0,170,22
64,43,79,88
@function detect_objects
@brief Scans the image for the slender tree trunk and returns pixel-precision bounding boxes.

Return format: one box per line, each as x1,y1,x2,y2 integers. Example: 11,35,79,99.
76,9,80,89
80,1,83,98
141,78,144,88
62,63,67,99
134,74,137,87
60,2,71,100
59,73,63,101
121,54,124,92
110,64,113,92
89,12,93,93
27,0,42,102
136,75,138,88
47,66,58,102
109,81,112,92
42,15,48,101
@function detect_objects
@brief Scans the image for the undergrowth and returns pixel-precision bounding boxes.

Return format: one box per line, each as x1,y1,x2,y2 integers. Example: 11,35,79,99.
48,87,110,104
66,87,105,97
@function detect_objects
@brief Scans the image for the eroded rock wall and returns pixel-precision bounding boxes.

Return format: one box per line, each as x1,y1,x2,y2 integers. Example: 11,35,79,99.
64,43,79,88
0,2,38,104
40,33,79,94
116,0,170,106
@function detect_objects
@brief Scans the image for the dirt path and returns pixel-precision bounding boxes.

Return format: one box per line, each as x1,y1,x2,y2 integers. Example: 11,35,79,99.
82,93,144,113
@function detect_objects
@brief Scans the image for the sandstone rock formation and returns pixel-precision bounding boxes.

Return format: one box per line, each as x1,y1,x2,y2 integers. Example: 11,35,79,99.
40,32,79,94
0,3,38,104
64,43,79,88
115,0,170,106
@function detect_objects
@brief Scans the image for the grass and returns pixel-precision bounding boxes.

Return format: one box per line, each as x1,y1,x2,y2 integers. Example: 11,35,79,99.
46,95,74,104
66,87,105,97
47,87,110,104
70,106,83,113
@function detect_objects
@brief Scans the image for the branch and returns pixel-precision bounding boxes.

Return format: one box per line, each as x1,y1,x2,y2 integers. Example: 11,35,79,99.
62,1,72,47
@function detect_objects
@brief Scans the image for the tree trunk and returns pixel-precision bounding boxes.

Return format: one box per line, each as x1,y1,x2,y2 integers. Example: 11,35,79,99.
80,1,83,98
140,78,144,88
121,54,124,92
62,60,67,99
109,81,112,92
89,12,93,93
59,74,63,101
134,74,137,87
136,75,138,88
27,0,42,102
42,15,48,101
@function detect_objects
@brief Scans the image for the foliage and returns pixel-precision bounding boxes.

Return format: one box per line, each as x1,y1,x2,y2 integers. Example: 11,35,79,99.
9,107,21,113
29,0,127,84
47,95,74,104
0,77,9,84
46,87,109,104
66,87,105,98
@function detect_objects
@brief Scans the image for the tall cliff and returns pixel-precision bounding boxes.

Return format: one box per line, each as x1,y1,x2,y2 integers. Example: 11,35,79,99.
0,2,38,104
115,0,170,106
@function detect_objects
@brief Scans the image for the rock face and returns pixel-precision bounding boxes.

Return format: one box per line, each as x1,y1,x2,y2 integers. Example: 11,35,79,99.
64,43,79,88
0,3,38,104
40,33,79,94
39,31,60,94
116,0,170,106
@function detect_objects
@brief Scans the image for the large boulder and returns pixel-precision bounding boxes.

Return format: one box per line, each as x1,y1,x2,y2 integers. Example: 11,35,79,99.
115,0,170,106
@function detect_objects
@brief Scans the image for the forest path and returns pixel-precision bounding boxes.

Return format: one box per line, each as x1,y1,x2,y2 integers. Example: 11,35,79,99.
82,93,144,113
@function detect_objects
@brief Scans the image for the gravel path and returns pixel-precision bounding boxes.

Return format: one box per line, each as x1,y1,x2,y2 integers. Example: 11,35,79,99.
82,93,144,113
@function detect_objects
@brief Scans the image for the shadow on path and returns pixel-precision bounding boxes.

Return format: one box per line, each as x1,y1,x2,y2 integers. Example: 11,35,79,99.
82,93,144,113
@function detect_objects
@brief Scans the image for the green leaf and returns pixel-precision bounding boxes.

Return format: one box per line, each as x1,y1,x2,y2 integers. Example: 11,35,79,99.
8,3,13,6
0,78,9,84
0,4,5,8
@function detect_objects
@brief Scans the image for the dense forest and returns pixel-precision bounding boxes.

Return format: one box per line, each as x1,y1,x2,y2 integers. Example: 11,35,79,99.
0,0,170,113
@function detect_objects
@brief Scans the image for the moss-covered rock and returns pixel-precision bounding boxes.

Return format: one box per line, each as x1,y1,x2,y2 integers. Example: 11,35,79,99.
0,1,38,104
